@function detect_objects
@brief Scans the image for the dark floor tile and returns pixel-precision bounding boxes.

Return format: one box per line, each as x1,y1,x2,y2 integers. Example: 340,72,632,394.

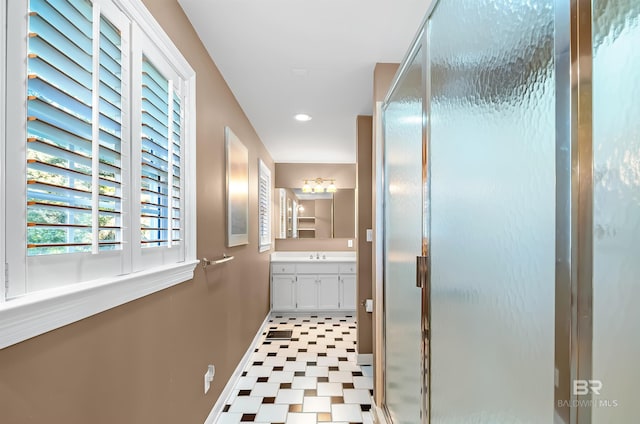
294,371,305,377
309,341,317,345
335,338,343,341
318,353,327,357
311,315,318,318
223,404,231,412
291,337,300,341
329,366,339,371
301,332,309,335
280,383,292,389
347,348,356,353
238,389,251,396
242,371,248,377
317,377,329,383
327,345,336,348
273,366,284,371
318,413,332,422
252,361,263,366
304,389,317,396
257,377,269,382
369,389,374,396
338,357,348,362
289,404,303,412
331,396,344,404
262,397,276,404
298,348,307,352
343,383,354,389
318,335,326,338
267,352,277,357
240,413,256,422
286,357,297,361
361,404,372,411
307,361,317,366
263,341,272,345
352,371,363,377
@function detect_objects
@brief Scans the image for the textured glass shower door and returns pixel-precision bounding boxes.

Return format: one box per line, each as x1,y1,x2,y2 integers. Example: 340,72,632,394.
427,0,556,422
592,1,640,421
382,45,424,424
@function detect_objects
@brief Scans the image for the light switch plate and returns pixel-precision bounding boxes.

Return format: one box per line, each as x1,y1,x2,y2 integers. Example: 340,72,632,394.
348,239,353,248
366,229,373,242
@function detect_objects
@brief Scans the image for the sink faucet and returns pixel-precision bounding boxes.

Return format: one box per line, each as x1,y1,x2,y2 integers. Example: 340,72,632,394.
315,252,320,260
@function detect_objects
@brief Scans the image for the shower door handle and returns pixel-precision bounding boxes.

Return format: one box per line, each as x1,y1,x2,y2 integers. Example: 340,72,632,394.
416,255,429,288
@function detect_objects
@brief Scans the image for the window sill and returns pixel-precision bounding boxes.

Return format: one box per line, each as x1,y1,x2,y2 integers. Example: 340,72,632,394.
0,259,199,350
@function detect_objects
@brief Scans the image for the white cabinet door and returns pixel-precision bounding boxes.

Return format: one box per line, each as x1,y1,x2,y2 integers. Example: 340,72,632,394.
317,274,340,309
340,275,357,310
296,275,318,310
272,275,295,311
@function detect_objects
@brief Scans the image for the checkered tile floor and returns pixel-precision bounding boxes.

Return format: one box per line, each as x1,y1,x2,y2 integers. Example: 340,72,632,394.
217,313,374,424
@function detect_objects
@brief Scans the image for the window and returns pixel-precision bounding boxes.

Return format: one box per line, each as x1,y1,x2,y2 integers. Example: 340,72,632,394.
0,0,197,349
258,159,272,252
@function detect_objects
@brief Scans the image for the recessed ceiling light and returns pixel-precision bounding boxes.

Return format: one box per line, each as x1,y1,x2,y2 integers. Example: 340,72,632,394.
294,113,312,122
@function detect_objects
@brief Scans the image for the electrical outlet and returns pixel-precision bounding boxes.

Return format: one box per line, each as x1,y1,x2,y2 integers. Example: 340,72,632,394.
204,364,215,394
348,239,353,248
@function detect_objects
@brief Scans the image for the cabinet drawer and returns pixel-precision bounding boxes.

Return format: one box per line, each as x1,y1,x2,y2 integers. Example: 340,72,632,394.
296,263,339,274
272,263,296,274
339,263,356,274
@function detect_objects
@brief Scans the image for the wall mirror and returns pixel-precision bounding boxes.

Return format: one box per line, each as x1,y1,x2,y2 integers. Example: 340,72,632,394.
274,162,356,240
275,188,355,239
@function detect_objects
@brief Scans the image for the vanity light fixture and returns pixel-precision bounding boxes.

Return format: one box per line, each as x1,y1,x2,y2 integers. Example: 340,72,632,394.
294,113,312,122
301,178,336,194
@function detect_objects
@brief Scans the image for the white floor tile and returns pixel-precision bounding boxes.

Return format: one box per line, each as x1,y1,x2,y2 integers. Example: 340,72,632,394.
268,371,294,383
246,365,273,377
255,403,289,422
302,396,331,413
216,412,243,424
331,403,364,422
283,361,307,372
291,376,317,389
316,356,339,367
305,365,329,377
343,388,372,405
328,370,353,383
316,382,344,396
361,365,374,377
353,376,374,389
263,356,287,367
228,396,262,414
286,412,317,424
275,388,304,404
235,376,258,390
251,382,280,397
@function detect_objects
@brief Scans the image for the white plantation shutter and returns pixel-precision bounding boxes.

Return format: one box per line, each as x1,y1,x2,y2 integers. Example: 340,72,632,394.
25,0,124,256
139,57,183,249
258,159,271,252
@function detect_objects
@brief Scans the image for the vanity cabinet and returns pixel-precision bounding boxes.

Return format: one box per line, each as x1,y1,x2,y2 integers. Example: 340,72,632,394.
271,260,355,311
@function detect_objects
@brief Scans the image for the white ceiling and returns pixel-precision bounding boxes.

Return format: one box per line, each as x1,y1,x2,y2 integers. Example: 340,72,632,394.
177,0,429,164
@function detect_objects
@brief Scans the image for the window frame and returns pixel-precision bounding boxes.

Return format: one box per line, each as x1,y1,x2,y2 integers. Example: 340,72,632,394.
0,0,198,350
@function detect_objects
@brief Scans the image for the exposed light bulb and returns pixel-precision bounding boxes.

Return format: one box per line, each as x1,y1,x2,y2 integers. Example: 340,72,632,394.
326,180,337,193
302,180,312,193
294,113,312,122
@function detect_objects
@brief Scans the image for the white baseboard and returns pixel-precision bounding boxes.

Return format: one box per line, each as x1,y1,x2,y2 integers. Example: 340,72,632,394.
357,353,373,365
204,313,271,424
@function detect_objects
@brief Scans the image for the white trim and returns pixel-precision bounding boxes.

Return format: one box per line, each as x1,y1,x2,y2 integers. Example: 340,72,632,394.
0,0,7,300
258,158,272,253
372,403,390,424
0,259,198,350
357,353,373,366
204,313,272,424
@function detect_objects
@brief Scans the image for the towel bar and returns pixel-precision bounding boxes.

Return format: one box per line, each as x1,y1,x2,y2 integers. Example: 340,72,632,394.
200,254,234,269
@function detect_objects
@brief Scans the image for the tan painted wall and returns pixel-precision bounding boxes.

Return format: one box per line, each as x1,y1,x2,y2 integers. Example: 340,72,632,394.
357,116,374,356
372,63,400,402
0,1,274,423
275,238,355,252
333,189,356,238
275,163,356,189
